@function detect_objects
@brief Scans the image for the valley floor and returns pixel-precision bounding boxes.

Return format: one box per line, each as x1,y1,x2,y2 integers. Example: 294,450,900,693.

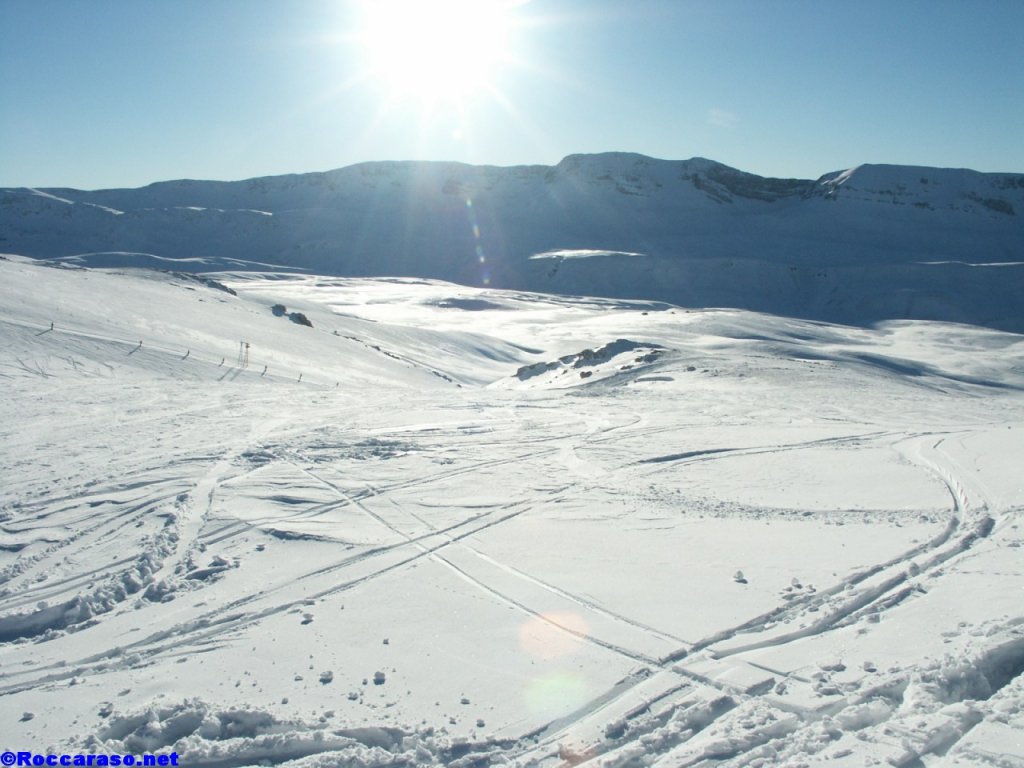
2,256,1023,766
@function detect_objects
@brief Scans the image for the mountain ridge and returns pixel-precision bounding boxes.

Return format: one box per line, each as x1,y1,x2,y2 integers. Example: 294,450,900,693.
2,153,1022,331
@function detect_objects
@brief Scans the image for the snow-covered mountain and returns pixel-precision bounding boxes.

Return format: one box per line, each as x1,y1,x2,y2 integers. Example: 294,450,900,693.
3,153,1022,330
3,153,1024,765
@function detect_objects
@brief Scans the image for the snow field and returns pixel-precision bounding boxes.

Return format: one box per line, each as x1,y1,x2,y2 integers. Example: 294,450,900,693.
1,256,1022,766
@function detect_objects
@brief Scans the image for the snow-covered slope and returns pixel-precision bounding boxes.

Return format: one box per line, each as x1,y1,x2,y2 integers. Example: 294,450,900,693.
3,153,1022,330
2,255,1024,766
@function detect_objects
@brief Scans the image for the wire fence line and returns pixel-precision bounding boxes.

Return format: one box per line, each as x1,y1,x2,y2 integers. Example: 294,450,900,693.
1,312,339,388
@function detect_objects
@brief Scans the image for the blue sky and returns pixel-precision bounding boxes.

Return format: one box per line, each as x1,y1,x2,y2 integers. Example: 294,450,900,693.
2,0,1022,189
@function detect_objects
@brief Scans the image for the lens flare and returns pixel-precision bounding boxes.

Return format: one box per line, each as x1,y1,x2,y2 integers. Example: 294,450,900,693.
464,196,492,284
518,611,589,660
523,671,589,719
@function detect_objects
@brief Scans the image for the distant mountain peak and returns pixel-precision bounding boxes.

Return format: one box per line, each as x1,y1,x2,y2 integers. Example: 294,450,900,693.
811,163,1023,215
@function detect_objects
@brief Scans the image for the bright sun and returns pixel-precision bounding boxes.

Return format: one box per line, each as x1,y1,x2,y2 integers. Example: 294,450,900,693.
356,0,517,107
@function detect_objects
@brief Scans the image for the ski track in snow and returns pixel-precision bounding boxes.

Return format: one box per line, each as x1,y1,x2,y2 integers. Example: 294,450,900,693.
498,426,1011,765
274,451,662,663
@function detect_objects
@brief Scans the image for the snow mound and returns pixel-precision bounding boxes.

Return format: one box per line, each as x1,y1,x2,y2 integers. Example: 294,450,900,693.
86,698,513,768
511,339,666,386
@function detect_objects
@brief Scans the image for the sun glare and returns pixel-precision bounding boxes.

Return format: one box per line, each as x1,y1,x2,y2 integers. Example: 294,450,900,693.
357,0,517,106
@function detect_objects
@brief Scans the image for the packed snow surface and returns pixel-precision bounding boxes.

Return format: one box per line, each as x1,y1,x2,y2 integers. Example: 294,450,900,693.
1,255,1023,766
